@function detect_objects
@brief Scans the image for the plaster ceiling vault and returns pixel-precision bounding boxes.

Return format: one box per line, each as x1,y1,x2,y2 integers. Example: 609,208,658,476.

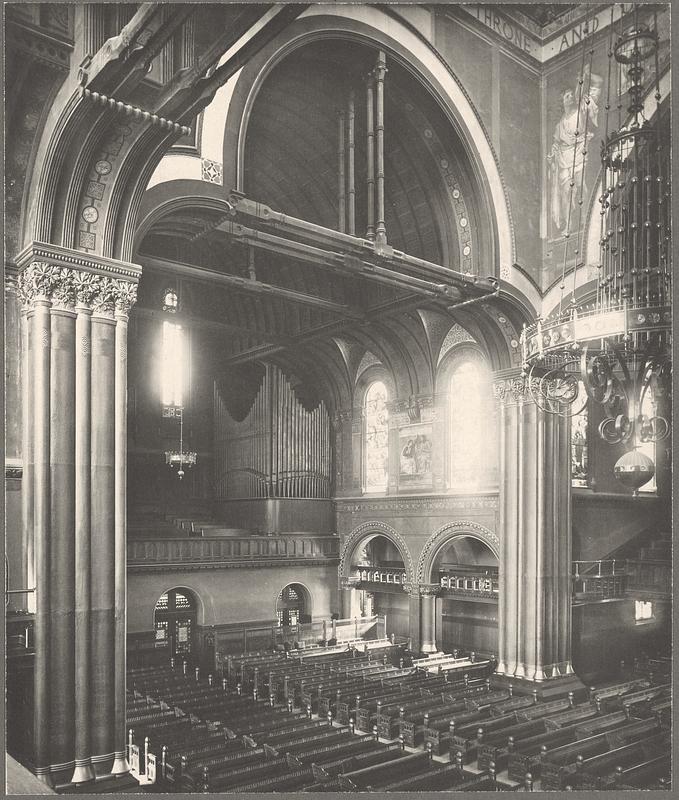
137,37,512,371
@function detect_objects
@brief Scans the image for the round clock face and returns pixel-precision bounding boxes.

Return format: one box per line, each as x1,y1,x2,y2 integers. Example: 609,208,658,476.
95,160,112,176
82,206,99,224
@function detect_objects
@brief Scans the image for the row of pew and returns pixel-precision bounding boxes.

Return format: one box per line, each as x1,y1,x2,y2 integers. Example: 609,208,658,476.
127,647,671,792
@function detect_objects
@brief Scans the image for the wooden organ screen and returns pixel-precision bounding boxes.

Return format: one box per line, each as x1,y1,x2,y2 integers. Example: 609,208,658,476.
214,365,331,499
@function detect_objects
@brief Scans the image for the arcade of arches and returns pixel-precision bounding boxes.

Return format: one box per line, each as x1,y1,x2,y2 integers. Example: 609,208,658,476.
4,2,672,791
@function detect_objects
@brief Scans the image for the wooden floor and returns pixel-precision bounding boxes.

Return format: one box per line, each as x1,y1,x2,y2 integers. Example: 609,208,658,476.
6,755,56,795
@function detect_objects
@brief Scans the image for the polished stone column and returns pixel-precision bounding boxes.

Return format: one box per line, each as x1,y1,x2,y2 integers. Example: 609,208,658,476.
418,585,440,654
17,246,140,785
28,272,53,787
403,584,421,654
72,294,95,785
112,288,135,775
48,287,77,777
493,370,574,682
18,276,36,613
90,294,116,775
339,576,359,619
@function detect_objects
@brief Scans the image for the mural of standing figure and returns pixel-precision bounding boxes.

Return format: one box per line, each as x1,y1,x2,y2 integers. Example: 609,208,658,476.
548,69,603,237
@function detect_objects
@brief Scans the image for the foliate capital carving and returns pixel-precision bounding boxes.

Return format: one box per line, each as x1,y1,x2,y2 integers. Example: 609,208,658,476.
51,269,77,311
492,374,538,406
114,279,138,315
403,583,440,598
91,277,117,316
17,262,138,317
73,271,100,307
339,576,360,591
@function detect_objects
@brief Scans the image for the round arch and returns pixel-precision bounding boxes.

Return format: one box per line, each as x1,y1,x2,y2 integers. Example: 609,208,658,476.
416,521,500,585
274,581,313,625
151,583,206,628
224,9,515,279
339,521,414,585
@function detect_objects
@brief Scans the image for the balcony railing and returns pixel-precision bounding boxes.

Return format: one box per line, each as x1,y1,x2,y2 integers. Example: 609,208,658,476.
439,568,499,597
128,535,339,568
572,558,670,601
354,567,407,585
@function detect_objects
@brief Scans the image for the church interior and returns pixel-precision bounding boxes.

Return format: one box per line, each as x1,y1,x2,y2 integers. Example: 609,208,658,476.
4,2,673,794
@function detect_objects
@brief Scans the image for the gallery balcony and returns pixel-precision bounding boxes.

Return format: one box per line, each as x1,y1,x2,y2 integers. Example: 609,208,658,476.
127,535,340,572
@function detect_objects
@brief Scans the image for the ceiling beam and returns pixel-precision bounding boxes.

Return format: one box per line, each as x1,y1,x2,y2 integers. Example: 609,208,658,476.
226,193,499,294
138,253,365,320
215,219,465,302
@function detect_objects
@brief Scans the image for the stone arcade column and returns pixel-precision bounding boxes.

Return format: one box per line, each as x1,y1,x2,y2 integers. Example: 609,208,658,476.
492,370,582,694
16,245,139,786
339,576,359,619
418,585,440,654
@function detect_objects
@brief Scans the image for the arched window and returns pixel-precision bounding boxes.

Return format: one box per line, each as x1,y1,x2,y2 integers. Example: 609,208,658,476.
448,358,495,489
364,381,389,492
276,584,309,627
154,588,197,656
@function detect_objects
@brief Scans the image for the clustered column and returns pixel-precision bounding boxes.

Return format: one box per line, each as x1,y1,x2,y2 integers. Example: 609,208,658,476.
493,370,574,681
17,250,139,786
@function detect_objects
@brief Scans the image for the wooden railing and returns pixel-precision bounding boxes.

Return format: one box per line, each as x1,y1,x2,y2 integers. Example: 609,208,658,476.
128,536,339,567
572,558,670,601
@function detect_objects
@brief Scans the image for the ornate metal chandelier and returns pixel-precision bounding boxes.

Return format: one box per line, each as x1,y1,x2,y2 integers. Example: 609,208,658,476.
521,7,671,492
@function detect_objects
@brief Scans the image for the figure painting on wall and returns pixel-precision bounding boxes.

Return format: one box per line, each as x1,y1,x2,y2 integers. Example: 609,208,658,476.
399,427,432,485
548,67,603,238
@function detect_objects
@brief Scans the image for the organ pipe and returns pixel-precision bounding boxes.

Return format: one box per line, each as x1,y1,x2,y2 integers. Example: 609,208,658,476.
214,366,331,499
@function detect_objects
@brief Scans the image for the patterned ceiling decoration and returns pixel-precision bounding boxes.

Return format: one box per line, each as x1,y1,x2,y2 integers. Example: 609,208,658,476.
437,324,475,366
356,350,382,380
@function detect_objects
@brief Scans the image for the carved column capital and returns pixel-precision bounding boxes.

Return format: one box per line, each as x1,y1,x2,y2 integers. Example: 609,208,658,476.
15,243,141,316
403,582,440,599
339,576,360,591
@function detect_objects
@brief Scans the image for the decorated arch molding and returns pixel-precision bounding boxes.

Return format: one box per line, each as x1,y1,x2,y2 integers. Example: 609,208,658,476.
339,521,414,585
416,521,500,584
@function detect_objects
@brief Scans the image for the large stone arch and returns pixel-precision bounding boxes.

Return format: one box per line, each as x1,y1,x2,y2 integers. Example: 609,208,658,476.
339,521,414,585
416,521,500,585
229,9,517,284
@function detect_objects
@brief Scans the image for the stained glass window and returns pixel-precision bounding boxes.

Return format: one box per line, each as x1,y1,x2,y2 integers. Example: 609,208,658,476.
571,382,589,487
364,381,389,491
449,360,494,488
161,320,184,407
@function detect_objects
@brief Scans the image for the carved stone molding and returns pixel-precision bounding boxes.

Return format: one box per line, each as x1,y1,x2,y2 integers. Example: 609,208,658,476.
335,494,498,515
339,576,361,591
339,521,414,585
416,521,500,584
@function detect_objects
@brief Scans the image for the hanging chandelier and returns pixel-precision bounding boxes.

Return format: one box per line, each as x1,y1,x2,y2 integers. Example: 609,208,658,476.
164,407,197,479
521,6,671,492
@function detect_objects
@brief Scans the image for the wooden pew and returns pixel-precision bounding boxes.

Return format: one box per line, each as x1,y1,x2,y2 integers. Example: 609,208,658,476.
338,750,430,790
311,743,402,782
573,730,669,789
540,717,660,790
